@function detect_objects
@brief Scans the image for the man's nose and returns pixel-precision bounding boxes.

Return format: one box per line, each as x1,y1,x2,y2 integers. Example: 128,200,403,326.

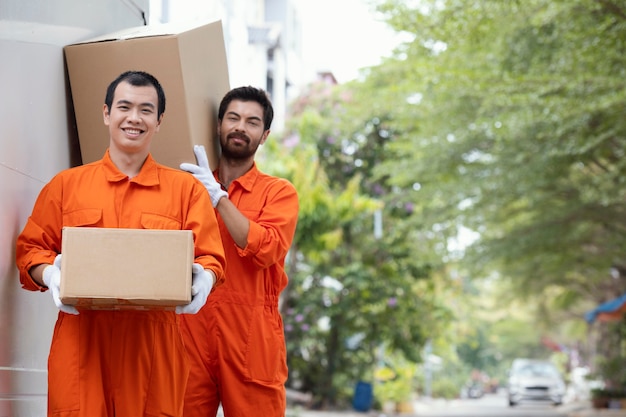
233,119,247,131
128,109,142,122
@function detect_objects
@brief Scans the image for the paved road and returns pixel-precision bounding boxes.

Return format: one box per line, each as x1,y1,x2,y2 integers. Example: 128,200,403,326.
286,392,617,417
398,393,573,417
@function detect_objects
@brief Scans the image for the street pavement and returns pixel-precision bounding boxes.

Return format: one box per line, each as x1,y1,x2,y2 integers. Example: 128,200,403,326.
285,397,626,417
561,400,626,417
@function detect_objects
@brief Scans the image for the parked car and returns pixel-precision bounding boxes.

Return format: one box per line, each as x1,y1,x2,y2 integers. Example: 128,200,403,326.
507,358,566,406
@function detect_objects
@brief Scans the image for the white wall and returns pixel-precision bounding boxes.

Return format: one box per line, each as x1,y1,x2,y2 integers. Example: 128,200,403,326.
0,2,148,414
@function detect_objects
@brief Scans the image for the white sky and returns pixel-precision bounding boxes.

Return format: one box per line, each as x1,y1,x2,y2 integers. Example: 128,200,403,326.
298,0,401,83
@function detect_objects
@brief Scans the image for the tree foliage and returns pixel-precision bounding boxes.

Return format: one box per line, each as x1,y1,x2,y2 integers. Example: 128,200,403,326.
272,79,452,407
264,0,626,407
369,0,626,318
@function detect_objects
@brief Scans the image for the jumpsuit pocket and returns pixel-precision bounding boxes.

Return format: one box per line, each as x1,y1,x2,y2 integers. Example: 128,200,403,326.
140,213,182,230
243,306,286,384
48,314,80,412
63,208,103,227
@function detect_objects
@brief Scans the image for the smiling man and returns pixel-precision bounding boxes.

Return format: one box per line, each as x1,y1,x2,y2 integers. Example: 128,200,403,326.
180,86,299,417
15,70,226,417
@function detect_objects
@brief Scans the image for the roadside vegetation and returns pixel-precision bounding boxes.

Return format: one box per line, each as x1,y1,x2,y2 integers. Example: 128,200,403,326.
260,0,626,409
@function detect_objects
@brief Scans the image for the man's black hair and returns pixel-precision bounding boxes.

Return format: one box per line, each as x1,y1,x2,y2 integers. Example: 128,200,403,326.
104,70,166,118
218,86,273,131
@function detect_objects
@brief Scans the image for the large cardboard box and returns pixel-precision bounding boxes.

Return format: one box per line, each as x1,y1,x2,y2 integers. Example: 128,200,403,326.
63,20,230,170
60,227,193,310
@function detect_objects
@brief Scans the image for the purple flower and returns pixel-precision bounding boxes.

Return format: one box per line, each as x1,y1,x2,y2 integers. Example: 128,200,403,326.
283,134,300,148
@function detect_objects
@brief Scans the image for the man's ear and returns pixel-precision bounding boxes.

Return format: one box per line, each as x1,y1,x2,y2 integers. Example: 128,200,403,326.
156,114,164,132
102,104,110,125
260,129,270,145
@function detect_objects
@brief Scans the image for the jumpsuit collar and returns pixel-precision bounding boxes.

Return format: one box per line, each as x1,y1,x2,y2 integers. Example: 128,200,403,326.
223,162,259,192
102,149,160,186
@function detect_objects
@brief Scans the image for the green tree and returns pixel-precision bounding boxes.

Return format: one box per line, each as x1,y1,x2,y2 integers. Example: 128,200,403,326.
366,0,626,362
263,0,626,405
274,79,451,407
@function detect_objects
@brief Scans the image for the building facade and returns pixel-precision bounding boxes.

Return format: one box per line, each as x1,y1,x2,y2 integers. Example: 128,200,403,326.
152,0,305,131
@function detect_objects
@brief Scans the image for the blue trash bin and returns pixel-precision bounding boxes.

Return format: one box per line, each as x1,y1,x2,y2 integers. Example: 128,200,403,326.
352,381,373,412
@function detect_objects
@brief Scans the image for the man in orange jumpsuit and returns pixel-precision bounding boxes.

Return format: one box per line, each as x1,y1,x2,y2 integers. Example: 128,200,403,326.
15,70,226,417
179,86,299,416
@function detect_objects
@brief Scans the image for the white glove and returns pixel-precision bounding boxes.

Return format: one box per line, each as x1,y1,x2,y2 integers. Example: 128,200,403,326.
180,145,228,208
176,263,215,314
42,254,79,315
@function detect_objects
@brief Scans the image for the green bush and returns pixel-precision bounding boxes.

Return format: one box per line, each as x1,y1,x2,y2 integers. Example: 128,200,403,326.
374,368,414,403
431,378,461,399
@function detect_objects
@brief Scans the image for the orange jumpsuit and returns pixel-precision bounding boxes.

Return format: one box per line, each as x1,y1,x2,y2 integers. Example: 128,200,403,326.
15,150,226,417
180,163,299,417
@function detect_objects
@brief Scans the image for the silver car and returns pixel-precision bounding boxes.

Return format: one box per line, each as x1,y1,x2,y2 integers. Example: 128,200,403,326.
507,359,566,406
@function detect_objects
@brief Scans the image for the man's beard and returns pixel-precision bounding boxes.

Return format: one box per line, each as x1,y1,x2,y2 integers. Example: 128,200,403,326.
220,134,259,160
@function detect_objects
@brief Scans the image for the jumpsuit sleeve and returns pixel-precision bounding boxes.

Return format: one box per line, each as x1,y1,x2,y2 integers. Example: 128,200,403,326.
15,177,64,291
237,178,299,269
187,180,227,287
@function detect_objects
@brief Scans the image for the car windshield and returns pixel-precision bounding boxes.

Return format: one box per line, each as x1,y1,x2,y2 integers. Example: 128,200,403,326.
517,363,559,377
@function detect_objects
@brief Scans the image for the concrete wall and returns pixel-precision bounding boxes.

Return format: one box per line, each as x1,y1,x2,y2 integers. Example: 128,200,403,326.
0,2,148,415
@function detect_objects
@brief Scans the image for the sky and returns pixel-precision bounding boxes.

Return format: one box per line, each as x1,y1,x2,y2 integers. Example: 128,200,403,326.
298,0,402,83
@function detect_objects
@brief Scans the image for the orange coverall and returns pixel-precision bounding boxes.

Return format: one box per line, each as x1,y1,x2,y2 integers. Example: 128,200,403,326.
180,163,299,417
15,150,226,417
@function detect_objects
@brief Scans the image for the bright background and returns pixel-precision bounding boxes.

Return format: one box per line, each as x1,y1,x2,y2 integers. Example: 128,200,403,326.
298,0,401,83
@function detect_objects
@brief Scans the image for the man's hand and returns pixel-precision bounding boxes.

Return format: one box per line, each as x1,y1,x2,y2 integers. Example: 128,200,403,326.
42,254,79,315
180,145,228,208
176,263,215,315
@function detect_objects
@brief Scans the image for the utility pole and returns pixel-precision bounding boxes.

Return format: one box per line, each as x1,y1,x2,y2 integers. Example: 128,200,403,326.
424,339,432,398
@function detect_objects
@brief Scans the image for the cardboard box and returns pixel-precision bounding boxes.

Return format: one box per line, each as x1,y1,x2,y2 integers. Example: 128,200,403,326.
63,20,231,170
60,227,193,310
